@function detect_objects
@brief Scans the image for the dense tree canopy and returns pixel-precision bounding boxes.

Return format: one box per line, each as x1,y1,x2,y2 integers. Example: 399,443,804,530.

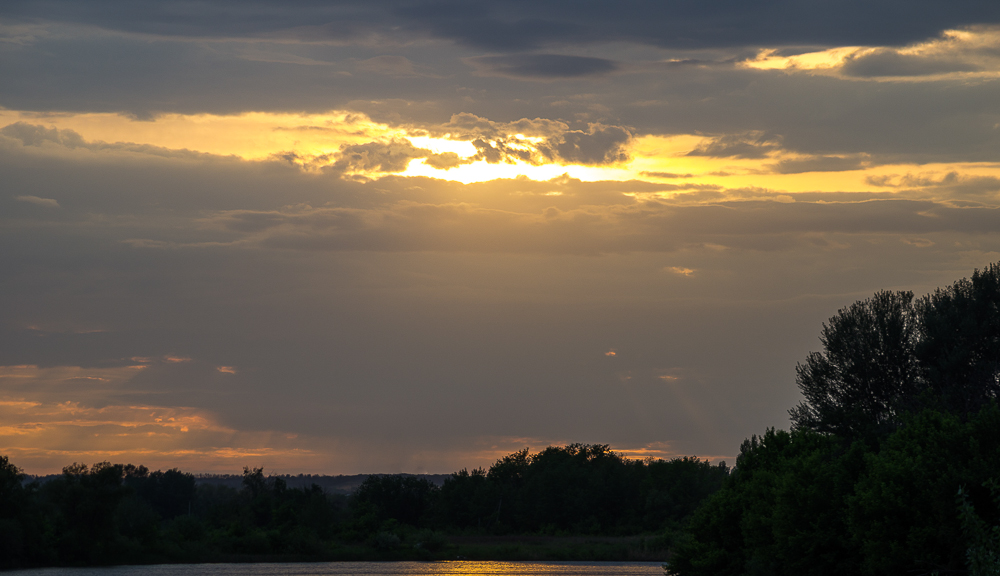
0,445,727,568
791,263,1000,440
672,263,1000,576
918,262,1000,416
439,444,728,535
790,290,921,440
670,406,1000,576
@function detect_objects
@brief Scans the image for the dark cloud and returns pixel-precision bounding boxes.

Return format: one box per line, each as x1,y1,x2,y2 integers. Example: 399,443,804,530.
406,1,1000,51
841,48,981,77
329,139,474,172
471,138,535,164
1,122,87,148
539,124,632,165
467,124,633,166
5,0,998,50
8,133,1000,249
393,2,583,51
423,151,465,169
9,135,1000,255
211,207,371,235
332,139,432,173
0,31,459,117
5,18,1000,167
0,122,212,159
191,198,1000,255
0,1,373,41
687,131,781,159
766,155,870,174
469,54,619,79
356,55,418,76
624,70,1000,161
641,172,693,179
438,113,567,141
869,171,1000,198
426,115,633,166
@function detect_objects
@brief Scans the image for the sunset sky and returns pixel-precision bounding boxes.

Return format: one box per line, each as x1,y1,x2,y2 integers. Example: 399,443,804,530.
3,1,1000,474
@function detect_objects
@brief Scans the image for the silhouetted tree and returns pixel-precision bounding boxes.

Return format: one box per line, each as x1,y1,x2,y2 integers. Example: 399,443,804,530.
241,466,268,499
518,444,637,533
642,456,729,528
484,447,530,530
438,467,493,528
351,474,439,528
917,262,1000,416
0,456,27,567
0,455,24,518
673,263,1000,576
42,462,130,563
790,290,921,440
130,468,196,520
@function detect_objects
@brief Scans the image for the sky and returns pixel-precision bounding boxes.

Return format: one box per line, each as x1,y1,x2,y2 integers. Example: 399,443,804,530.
3,1,1000,475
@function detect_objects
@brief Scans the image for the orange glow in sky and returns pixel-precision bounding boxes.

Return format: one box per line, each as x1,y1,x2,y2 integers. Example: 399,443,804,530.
4,110,999,199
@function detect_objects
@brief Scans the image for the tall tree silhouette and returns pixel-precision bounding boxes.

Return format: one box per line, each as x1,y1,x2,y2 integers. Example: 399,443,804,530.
790,290,921,439
917,262,1000,416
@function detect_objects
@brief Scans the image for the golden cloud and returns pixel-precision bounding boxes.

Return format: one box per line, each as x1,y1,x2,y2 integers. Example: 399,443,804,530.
0,365,318,473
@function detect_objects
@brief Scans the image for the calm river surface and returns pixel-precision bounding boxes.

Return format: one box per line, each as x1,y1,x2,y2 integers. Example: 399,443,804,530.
7,562,665,576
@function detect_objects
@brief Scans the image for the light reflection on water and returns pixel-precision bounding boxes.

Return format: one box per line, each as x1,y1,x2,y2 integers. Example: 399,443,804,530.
8,561,665,576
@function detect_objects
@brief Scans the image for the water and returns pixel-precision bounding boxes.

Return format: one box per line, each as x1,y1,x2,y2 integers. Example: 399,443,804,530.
6,561,664,576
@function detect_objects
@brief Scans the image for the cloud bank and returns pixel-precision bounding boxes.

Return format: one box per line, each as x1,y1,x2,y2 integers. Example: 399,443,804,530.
4,1,1000,474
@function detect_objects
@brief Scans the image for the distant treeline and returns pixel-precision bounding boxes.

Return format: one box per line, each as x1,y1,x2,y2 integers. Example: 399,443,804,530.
362,444,727,535
0,445,727,568
23,472,450,495
668,264,1000,576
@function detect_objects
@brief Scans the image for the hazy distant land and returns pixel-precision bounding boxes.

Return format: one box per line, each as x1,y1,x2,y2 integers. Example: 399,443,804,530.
23,473,453,495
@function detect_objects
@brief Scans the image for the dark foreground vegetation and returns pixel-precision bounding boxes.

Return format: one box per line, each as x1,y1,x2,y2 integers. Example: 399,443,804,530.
0,445,727,569
669,264,1000,576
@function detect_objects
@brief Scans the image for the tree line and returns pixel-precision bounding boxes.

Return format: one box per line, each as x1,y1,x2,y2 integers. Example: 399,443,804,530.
0,444,728,568
668,263,1000,576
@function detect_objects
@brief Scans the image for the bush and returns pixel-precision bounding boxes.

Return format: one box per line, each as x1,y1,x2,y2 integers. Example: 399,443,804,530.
372,530,401,550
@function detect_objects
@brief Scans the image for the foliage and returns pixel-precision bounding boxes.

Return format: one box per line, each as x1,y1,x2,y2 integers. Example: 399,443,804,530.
0,444,726,568
789,290,921,440
351,474,439,531
793,264,1000,440
670,407,1000,576
669,429,863,576
674,262,1000,576
0,455,29,568
438,444,728,535
957,481,1000,576
847,405,1000,574
918,262,1000,416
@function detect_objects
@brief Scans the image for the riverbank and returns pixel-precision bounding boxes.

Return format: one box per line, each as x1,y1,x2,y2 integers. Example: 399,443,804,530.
441,534,671,562
1,534,673,570
4,560,668,576
187,534,671,563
